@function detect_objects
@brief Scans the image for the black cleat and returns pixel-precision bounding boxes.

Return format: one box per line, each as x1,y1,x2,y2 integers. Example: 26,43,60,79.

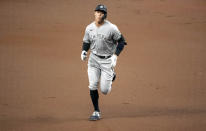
112,72,116,82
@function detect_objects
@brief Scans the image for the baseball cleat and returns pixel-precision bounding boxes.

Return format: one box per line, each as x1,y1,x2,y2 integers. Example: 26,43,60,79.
112,72,116,82
89,111,101,121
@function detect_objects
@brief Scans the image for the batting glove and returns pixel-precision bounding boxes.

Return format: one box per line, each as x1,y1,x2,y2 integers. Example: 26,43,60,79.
111,54,117,67
81,50,87,61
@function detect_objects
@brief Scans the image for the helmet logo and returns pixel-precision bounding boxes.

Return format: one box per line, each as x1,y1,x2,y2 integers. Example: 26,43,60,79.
100,5,103,8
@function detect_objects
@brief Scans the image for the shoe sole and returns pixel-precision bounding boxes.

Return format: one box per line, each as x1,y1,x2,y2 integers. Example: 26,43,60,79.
89,116,101,121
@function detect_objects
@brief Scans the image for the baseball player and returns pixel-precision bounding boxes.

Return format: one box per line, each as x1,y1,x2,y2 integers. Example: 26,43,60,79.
81,4,127,121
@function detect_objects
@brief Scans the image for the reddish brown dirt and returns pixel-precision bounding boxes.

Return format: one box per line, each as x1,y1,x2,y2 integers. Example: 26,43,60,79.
0,0,206,131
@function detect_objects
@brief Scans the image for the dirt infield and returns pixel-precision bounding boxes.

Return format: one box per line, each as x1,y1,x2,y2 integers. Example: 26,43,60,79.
0,0,206,131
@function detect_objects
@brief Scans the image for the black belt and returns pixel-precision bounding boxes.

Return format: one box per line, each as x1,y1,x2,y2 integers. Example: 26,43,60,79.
94,54,112,59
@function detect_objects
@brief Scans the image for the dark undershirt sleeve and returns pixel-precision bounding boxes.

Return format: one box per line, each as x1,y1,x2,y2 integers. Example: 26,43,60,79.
82,42,90,52
115,35,127,56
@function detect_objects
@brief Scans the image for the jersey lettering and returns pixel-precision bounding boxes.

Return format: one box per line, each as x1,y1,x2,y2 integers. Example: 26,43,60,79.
83,20,121,56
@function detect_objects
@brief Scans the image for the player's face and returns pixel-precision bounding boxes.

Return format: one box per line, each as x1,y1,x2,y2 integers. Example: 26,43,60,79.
94,11,104,23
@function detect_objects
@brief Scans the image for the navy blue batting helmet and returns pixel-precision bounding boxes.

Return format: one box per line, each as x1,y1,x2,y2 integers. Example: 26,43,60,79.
95,4,107,14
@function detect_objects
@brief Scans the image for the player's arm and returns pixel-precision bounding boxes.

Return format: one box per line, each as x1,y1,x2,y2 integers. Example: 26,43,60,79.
115,34,127,56
81,27,91,61
81,42,90,61
111,34,126,67
82,26,91,52
111,26,127,67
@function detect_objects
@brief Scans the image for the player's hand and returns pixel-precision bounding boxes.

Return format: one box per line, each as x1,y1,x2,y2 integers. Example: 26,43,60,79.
81,50,87,61
111,54,117,67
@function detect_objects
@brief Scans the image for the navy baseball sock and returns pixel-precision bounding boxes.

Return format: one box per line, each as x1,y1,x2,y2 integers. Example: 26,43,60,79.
90,90,100,112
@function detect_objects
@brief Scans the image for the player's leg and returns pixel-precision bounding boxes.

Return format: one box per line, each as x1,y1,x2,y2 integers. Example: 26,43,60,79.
87,53,102,114
88,66,102,120
88,66,101,112
88,66,100,91
100,62,114,95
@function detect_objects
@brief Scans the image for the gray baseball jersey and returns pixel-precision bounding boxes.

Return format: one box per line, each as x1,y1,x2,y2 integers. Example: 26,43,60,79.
83,20,121,56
